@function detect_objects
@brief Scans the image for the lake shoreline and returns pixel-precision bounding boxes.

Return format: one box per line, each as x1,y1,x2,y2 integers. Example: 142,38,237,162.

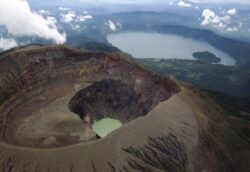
107,32,236,66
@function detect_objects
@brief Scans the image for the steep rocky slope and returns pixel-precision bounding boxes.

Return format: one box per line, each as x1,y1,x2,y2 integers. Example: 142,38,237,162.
0,45,249,172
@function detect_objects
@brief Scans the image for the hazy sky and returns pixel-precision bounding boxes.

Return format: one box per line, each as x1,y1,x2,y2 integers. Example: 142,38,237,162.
63,0,250,4
28,0,250,4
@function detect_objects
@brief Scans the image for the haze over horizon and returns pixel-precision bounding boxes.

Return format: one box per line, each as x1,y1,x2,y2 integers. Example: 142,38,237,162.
27,0,250,5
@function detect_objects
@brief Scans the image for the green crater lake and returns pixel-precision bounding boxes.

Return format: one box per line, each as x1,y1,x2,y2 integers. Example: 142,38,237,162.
92,118,122,138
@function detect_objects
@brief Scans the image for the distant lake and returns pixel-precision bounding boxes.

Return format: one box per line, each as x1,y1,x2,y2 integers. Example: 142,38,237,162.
107,32,236,65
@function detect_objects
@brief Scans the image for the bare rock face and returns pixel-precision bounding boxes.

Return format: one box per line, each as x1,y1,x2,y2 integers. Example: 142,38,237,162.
0,45,249,172
69,79,168,123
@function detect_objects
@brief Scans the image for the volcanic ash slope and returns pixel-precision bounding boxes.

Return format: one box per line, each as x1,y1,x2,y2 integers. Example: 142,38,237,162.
0,45,249,172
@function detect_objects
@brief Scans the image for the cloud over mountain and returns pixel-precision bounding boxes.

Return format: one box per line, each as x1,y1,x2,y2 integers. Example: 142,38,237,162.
0,38,17,50
60,8,93,23
0,0,66,44
201,8,239,32
106,20,117,31
61,11,76,23
201,9,230,26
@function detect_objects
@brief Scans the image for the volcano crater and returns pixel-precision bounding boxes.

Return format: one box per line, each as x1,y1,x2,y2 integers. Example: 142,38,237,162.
0,45,180,149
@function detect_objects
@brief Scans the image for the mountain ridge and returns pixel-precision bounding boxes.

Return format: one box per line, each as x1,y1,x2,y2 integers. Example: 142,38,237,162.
0,45,249,171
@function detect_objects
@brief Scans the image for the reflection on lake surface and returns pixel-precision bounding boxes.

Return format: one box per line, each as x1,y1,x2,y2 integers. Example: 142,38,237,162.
92,118,122,138
107,32,236,65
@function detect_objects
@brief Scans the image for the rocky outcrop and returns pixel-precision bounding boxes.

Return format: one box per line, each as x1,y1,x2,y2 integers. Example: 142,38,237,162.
69,79,168,123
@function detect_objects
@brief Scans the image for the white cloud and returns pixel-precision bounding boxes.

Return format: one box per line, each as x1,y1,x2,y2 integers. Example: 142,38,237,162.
39,9,50,15
59,6,71,11
106,20,116,31
0,0,66,44
201,9,230,26
47,17,57,25
76,15,93,22
177,1,192,8
227,8,237,15
116,22,122,28
189,0,200,3
201,9,219,25
238,22,242,28
201,9,241,32
60,10,93,23
0,38,17,50
46,16,59,31
227,27,238,32
71,24,81,31
216,22,227,29
60,11,76,23
75,25,80,29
